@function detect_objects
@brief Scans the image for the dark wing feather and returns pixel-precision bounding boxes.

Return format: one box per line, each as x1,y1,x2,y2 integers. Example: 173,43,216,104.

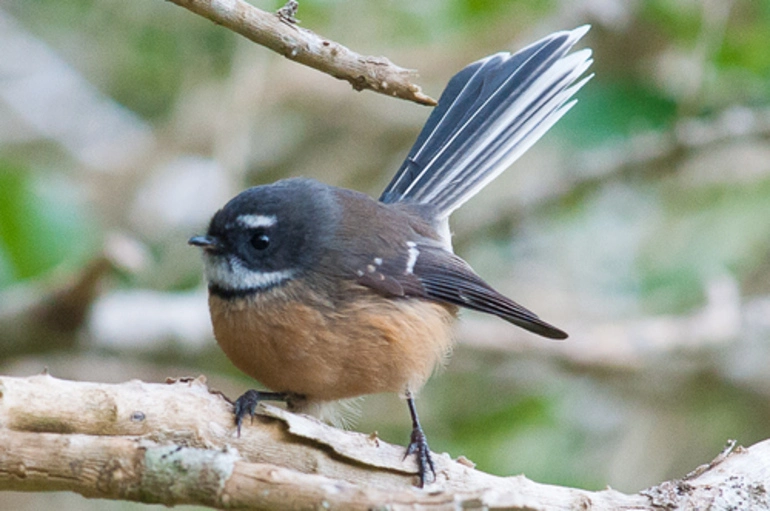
354,243,567,340
413,248,567,339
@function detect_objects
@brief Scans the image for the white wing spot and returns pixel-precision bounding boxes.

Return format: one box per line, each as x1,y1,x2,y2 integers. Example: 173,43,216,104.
405,241,419,274
374,257,383,266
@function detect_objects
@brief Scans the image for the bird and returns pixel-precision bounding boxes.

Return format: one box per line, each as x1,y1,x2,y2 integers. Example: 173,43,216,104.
189,26,592,487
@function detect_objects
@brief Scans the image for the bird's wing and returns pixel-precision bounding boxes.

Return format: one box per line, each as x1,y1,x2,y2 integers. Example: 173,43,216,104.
353,242,567,340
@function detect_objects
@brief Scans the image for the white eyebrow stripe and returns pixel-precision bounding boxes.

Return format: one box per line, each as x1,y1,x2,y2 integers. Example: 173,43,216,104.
405,241,419,274
237,214,277,229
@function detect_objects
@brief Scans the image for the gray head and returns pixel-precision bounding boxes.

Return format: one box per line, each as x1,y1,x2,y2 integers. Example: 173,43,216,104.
189,178,339,297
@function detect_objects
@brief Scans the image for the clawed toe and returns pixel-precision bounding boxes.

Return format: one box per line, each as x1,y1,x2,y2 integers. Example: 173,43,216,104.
234,390,262,436
405,426,436,487
232,390,291,436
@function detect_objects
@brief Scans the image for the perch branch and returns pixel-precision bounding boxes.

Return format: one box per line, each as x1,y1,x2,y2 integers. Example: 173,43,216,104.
165,0,436,106
1,374,768,509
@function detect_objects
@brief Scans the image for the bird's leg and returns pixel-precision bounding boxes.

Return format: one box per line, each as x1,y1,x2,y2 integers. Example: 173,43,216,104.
233,390,292,436
404,394,436,487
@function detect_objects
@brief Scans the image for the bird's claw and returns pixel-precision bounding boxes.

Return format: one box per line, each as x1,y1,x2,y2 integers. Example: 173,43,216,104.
405,426,436,487
233,389,263,436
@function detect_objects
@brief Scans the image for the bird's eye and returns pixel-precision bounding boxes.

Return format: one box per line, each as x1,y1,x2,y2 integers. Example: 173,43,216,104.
250,228,270,250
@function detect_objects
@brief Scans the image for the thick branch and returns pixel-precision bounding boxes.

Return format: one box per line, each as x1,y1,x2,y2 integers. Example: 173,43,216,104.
165,0,436,106
1,374,768,509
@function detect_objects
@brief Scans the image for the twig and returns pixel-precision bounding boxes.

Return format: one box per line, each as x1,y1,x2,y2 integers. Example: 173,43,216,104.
276,0,299,25
683,439,738,480
572,105,770,185
2,374,769,509
458,275,743,370
0,234,147,358
165,0,436,106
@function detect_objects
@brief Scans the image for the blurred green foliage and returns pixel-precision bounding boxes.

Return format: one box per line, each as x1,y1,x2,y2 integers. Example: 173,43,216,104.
642,0,704,43
17,0,236,119
3,0,770,504
640,181,770,313
555,81,678,146
0,160,94,287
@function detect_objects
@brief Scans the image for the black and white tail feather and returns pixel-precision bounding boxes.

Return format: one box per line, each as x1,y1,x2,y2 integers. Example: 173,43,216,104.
380,26,593,217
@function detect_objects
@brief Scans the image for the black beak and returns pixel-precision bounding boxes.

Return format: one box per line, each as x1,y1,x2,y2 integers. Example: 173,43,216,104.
188,235,222,253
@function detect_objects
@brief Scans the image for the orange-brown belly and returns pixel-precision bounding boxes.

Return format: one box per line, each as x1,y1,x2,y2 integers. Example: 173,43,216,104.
208,283,456,401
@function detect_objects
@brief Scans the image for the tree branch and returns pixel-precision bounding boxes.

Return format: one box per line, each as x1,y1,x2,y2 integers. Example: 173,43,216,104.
1,374,769,509
165,0,436,106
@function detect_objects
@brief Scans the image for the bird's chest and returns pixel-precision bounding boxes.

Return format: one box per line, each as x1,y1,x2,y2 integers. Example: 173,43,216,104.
209,285,331,389
207,281,456,400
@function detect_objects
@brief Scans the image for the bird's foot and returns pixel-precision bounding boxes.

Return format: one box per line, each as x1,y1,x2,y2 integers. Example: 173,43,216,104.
404,424,436,488
233,390,290,436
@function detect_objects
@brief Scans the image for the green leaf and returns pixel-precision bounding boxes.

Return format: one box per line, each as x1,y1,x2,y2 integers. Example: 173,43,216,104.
553,81,678,147
0,160,96,286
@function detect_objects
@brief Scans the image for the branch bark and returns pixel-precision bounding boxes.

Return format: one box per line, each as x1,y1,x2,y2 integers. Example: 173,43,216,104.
165,0,436,106
1,375,768,509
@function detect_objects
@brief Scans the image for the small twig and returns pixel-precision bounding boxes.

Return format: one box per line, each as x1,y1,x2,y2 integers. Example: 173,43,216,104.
165,0,436,106
683,439,738,480
0,233,147,359
276,0,299,25
571,105,770,187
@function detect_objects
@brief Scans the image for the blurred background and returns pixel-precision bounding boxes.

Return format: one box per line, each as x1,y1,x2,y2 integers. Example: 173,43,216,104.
3,0,770,508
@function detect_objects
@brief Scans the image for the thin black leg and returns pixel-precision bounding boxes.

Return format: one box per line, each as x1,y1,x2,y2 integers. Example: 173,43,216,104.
404,395,436,487
233,390,291,436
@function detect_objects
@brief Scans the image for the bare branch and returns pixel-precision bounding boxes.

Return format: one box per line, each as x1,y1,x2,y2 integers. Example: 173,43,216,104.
458,275,745,371
165,0,437,106
1,374,768,509
0,234,147,359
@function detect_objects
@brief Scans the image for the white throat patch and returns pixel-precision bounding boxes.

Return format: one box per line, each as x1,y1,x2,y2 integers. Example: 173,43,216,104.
204,254,293,291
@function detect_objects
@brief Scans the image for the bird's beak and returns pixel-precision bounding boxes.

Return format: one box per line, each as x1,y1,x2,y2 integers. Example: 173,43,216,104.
188,235,223,253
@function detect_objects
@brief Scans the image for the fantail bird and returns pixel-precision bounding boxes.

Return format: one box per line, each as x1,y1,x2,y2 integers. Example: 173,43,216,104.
190,26,592,487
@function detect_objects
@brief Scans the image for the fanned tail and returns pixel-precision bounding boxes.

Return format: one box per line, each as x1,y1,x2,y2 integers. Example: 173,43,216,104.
380,26,593,217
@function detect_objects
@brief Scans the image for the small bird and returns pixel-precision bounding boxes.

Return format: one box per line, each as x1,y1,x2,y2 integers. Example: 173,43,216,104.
190,26,592,487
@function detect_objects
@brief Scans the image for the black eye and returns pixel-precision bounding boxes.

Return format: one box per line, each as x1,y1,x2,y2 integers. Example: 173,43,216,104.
250,228,270,250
